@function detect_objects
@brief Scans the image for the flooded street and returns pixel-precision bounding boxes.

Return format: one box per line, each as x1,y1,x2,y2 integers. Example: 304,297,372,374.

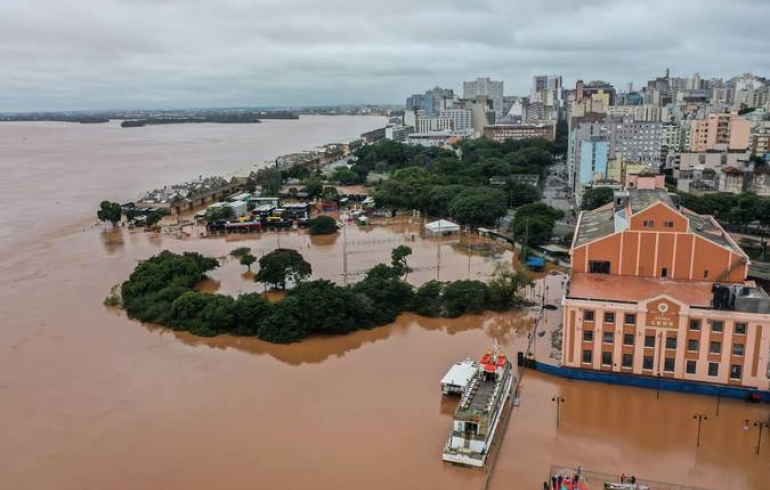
0,121,769,490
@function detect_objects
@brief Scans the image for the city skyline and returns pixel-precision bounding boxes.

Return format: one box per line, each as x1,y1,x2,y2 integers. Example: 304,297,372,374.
2,0,770,112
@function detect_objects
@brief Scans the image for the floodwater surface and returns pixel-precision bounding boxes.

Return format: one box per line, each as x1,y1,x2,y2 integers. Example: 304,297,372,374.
0,120,768,490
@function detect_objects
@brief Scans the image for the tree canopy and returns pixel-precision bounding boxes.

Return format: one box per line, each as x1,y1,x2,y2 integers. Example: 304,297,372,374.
205,205,235,222
448,187,508,226
582,187,615,210
511,202,565,248
97,201,122,226
255,248,312,289
308,215,338,235
117,248,532,344
356,138,557,227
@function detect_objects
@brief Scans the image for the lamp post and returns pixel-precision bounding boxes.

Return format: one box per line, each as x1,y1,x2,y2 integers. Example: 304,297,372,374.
715,387,722,417
693,413,708,447
752,420,770,455
551,396,565,430
656,373,662,400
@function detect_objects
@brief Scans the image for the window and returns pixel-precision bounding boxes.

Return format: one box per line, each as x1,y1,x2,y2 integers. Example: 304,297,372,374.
732,343,744,356
602,351,613,366
687,339,699,352
643,356,654,370
624,314,636,325
643,220,655,227
661,267,668,278
583,330,593,342
686,360,697,374
622,354,633,368
664,221,674,228
582,349,592,364
583,310,595,321
603,332,614,344
708,363,719,377
689,320,701,331
644,335,655,348
588,261,611,274
735,323,747,335
623,333,634,346
710,341,722,354
664,358,675,372
665,337,677,350
730,364,742,379
712,321,723,333
604,312,615,324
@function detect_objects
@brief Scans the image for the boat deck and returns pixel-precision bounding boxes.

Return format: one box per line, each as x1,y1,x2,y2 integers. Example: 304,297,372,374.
465,377,497,413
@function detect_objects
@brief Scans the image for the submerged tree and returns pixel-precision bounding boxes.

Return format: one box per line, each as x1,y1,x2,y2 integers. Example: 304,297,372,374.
97,201,122,226
240,253,256,271
390,245,413,277
255,248,312,290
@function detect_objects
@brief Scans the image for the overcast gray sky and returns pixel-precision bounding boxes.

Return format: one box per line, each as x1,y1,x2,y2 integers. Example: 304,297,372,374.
1,0,769,112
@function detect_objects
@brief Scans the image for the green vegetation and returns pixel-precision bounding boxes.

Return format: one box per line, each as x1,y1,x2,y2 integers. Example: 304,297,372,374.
117,249,532,344
331,167,359,185
678,191,770,230
205,205,235,222
353,138,559,227
240,253,256,271
581,186,615,211
511,202,565,248
448,187,508,226
308,215,338,235
255,248,312,289
390,245,412,277
97,201,122,226
230,247,251,258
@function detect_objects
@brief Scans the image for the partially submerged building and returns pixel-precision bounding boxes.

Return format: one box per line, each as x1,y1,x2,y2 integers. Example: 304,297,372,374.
560,176,770,396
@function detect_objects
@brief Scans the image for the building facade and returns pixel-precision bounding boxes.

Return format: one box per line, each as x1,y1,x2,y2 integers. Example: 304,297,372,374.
482,123,555,143
562,184,770,391
463,78,504,118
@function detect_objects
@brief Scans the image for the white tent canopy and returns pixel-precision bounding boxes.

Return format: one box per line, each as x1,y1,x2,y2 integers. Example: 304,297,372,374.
425,219,460,235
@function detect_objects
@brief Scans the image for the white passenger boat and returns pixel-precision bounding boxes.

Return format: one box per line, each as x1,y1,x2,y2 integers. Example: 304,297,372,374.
441,344,514,467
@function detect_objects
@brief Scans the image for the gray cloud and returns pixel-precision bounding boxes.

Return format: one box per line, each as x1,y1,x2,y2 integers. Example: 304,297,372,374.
0,0,768,111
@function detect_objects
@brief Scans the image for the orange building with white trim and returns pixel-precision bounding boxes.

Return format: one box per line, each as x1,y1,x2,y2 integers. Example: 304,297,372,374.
561,179,770,391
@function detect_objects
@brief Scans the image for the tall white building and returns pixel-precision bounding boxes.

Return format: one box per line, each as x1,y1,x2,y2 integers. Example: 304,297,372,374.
463,78,504,118
438,109,472,131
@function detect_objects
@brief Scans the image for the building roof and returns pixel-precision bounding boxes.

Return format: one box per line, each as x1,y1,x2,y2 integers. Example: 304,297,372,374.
627,188,673,213
568,273,714,307
425,219,460,231
573,205,616,247
573,189,745,256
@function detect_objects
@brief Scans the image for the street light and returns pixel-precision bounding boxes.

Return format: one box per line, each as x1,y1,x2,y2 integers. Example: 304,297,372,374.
551,396,565,429
752,420,770,455
693,413,708,447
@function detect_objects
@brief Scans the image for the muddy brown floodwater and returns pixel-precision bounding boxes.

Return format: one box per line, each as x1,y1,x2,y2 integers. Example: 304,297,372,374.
1,121,769,490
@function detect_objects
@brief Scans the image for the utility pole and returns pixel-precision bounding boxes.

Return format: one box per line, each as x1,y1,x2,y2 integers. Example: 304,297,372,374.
342,224,348,286
551,396,565,430
753,420,770,455
466,226,471,279
436,221,442,281
715,388,722,417
693,413,708,447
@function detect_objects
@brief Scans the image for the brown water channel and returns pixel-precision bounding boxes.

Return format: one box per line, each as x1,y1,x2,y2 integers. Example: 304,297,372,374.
1,121,768,490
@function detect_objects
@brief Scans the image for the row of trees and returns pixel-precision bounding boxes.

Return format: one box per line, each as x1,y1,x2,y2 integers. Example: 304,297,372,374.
118,248,532,343
354,139,558,227
678,191,770,230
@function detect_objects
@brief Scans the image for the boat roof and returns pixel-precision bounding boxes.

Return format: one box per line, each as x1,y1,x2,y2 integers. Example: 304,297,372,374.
441,360,477,387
